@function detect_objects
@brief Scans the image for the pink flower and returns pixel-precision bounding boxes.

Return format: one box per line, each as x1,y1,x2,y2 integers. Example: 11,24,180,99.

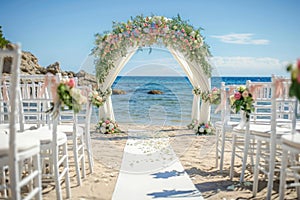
234,92,241,100
105,120,110,124
205,124,209,128
298,59,300,69
68,78,75,88
297,74,300,84
212,87,218,91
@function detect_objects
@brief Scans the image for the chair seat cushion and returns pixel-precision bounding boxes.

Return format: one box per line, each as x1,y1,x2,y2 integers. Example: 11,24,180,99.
0,132,40,156
0,123,38,132
20,126,67,145
233,123,291,139
281,134,300,149
57,124,84,137
215,121,239,132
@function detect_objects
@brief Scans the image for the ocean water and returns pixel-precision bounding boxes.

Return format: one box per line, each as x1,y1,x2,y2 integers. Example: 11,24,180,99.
92,76,271,126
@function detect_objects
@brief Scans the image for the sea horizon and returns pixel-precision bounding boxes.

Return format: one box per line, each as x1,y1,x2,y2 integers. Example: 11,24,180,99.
89,76,273,126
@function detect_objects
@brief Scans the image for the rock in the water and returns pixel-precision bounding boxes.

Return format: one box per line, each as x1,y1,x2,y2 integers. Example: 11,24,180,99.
112,89,126,95
148,90,163,94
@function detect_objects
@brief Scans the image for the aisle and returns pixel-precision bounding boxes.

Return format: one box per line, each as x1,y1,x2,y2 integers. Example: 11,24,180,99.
112,130,204,200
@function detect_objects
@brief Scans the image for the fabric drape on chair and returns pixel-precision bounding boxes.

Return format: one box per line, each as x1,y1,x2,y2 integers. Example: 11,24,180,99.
99,47,138,120
168,47,211,123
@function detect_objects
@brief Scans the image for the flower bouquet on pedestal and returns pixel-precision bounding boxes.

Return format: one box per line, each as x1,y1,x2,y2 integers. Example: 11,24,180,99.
230,86,254,128
187,120,214,135
96,118,120,134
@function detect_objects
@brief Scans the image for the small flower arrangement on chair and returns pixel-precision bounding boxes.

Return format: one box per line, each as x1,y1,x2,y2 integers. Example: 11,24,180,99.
230,86,254,118
96,118,120,134
49,77,87,117
230,86,254,127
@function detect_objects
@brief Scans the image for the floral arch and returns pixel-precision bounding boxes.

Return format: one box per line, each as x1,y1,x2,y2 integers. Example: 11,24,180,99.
92,15,212,123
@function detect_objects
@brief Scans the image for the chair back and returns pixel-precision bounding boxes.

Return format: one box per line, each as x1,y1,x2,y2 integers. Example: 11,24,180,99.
246,81,272,124
271,75,297,132
0,44,22,199
221,83,244,124
0,77,10,124
19,74,58,129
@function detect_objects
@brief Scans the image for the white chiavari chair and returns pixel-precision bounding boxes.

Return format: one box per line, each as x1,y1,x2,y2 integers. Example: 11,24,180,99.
55,78,94,185
57,104,86,186
215,82,240,172
19,74,71,200
279,133,300,199
77,85,94,174
0,44,42,200
250,76,296,198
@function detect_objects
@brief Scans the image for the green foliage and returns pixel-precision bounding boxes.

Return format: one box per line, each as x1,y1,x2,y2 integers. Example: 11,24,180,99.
287,61,300,101
92,14,212,84
0,26,10,48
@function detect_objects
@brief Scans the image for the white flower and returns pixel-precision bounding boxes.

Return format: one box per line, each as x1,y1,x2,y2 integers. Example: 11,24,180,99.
206,128,212,133
190,31,196,37
199,127,205,133
143,28,149,33
109,123,114,130
96,96,103,102
101,122,106,127
100,127,106,133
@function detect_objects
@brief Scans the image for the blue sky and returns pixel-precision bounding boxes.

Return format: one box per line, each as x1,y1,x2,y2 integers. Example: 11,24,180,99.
1,0,299,76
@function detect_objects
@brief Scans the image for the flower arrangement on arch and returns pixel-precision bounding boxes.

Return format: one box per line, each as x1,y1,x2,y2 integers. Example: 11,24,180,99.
89,90,104,107
230,86,254,119
96,118,120,134
92,14,212,84
192,87,201,95
48,77,87,118
187,120,214,135
287,59,300,101
89,88,112,107
201,87,221,105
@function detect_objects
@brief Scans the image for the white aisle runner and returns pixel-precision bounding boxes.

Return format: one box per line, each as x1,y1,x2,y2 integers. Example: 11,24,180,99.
112,131,204,200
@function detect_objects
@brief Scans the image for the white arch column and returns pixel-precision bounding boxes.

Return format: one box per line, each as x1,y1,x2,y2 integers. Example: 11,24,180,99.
99,47,138,120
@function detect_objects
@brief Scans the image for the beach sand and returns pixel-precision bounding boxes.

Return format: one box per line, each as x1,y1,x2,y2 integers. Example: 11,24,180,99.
43,124,298,200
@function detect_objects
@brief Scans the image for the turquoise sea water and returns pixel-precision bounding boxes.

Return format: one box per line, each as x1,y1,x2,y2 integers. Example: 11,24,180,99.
92,76,271,126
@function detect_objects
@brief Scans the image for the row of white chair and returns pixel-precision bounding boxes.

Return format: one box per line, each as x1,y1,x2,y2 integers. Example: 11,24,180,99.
214,76,300,199
0,45,94,199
